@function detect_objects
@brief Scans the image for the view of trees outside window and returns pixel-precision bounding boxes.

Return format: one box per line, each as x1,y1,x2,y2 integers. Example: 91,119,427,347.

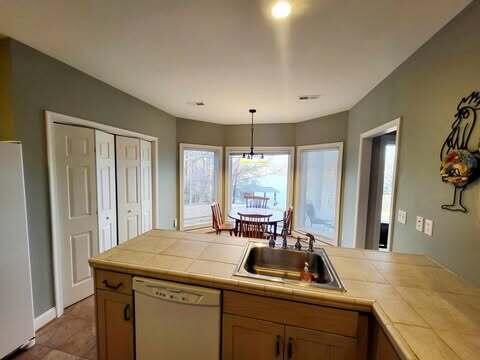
229,154,290,212
296,147,340,240
183,149,219,228
380,144,396,223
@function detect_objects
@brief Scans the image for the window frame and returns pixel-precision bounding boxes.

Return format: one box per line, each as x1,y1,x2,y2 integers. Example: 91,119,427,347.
225,146,295,217
179,143,223,231
294,142,344,246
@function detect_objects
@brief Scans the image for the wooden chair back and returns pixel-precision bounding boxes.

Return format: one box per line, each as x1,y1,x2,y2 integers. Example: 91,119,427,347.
211,202,224,231
282,206,293,240
244,194,269,209
238,213,272,239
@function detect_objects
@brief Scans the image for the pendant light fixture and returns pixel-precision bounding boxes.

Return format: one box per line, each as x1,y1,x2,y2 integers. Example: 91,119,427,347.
242,109,264,160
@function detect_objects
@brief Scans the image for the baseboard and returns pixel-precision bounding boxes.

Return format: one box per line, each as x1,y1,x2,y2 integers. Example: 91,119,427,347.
34,307,57,331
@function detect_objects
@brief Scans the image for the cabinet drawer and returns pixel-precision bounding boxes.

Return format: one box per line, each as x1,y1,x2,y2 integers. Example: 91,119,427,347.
223,291,359,337
95,270,132,295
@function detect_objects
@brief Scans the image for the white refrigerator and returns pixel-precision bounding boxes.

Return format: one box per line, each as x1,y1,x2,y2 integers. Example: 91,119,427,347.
0,142,35,357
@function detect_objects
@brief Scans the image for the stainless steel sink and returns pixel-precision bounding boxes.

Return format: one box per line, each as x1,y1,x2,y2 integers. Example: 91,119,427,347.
234,242,345,291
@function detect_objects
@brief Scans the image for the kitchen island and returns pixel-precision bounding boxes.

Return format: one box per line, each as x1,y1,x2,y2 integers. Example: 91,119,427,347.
89,230,480,360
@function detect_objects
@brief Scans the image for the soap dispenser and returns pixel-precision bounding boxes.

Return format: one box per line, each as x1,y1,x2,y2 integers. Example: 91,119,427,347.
300,262,314,282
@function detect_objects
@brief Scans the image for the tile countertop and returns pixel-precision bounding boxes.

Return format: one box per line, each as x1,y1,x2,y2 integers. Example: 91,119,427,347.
89,230,480,360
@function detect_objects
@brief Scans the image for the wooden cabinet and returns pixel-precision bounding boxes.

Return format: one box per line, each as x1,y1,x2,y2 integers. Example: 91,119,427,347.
370,323,400,360
223,291,366,360
285,326,356,360
223,314,284,360
95,270,134,360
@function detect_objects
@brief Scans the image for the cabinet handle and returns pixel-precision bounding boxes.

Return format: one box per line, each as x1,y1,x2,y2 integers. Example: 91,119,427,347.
123,304,131,321
275,335,281,357
102,279,123,290
287,337,293,359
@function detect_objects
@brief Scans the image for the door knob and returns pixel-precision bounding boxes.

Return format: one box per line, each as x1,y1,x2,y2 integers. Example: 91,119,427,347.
128,210,132,213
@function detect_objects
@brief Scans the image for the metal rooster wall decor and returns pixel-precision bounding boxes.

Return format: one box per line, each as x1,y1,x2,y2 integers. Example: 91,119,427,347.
440,91,480,213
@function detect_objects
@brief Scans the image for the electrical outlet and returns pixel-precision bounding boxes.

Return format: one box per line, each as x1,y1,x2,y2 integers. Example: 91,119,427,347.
397,209,407,224
424,219,433,236
416,216,424,232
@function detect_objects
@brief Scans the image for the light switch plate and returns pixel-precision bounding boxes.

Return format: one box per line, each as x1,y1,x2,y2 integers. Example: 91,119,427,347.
416,216,424,232
397,209,407,224
424,219,433,236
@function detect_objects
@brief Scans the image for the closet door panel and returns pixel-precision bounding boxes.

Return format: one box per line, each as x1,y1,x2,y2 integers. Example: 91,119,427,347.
116,136,141,243
140,140,153,233
96,130,117,252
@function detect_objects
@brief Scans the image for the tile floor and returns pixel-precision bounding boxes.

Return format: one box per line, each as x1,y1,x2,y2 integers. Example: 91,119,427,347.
7,297,96,360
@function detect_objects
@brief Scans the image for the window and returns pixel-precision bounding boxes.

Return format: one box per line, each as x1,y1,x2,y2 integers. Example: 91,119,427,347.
295,143,343,245
226,147,294,215
180,144,222,230
380,144,396,224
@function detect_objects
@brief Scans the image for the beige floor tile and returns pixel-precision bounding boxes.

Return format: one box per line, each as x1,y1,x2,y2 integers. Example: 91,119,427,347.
437,330,480,360
343,280,428,327
42,350,83,360
329,256,387,283
143,254,193,272
395,324,461,360
188,260,236,278
161,240,209,258
198,244,244,264
396,287,480,333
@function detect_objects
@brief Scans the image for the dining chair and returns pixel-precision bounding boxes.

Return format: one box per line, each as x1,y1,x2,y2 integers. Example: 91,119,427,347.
244,195,270,209
211,202,234,235
238,213,273,239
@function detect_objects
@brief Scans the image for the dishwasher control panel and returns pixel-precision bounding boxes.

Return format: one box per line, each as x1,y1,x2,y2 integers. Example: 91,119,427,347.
151,287,202,304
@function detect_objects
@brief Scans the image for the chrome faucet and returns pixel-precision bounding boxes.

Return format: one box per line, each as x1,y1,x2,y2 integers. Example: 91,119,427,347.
294,233,316,252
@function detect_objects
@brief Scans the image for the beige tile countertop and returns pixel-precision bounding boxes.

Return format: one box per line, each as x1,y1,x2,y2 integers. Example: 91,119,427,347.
89,230,480,360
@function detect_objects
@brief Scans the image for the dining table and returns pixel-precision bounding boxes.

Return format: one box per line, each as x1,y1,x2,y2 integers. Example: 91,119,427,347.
228,208,285,239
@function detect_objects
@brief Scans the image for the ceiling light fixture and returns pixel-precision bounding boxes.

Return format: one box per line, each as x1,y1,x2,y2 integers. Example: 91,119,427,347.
242,109,264,160
272,1,292,19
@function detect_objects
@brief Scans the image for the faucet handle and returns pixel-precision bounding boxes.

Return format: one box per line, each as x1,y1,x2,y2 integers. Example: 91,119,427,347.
294,237,302,250
305,233,315,252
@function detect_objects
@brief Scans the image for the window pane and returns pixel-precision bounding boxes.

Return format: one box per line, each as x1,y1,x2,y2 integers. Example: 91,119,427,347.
229,154,290,212
380,144,396,223
297,147,340,240
183,149,218,228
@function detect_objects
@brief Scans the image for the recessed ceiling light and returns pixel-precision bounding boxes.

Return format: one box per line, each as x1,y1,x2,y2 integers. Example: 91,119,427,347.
298,95,320,100
272,1,292,19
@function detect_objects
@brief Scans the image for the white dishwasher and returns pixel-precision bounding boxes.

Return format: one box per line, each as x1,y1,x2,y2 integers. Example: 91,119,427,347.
133,277,221,360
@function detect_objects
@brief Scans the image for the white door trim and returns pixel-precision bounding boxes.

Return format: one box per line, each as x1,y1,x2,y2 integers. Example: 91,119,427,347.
45,110,159,317
353,117,401,250
179,143,223,231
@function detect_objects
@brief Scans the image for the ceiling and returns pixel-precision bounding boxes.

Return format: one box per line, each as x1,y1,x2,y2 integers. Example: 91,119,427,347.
0,0,471,124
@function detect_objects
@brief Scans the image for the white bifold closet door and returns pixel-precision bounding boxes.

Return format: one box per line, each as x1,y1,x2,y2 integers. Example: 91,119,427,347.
116,136,142,243
54,124,98,307
95,130,117,252
140,140,153,233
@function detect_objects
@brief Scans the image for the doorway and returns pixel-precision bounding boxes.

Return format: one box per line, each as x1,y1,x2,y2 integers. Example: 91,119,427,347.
353,118,400,251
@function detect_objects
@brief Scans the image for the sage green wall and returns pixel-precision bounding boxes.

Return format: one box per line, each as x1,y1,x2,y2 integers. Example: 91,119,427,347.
0,39,177,316
225,123,296,147
295,111,348,146
342,1,480,285
176,117,225,147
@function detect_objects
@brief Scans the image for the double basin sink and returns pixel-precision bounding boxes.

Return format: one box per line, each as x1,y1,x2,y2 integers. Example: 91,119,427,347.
234,242,345,291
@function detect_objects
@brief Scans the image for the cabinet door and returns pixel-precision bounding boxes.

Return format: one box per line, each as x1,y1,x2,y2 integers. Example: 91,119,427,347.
96,290,134,360
285,326,356,360
223,314,284,360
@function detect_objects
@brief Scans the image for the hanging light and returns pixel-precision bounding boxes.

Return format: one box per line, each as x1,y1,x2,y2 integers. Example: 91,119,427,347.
242,109,264,161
